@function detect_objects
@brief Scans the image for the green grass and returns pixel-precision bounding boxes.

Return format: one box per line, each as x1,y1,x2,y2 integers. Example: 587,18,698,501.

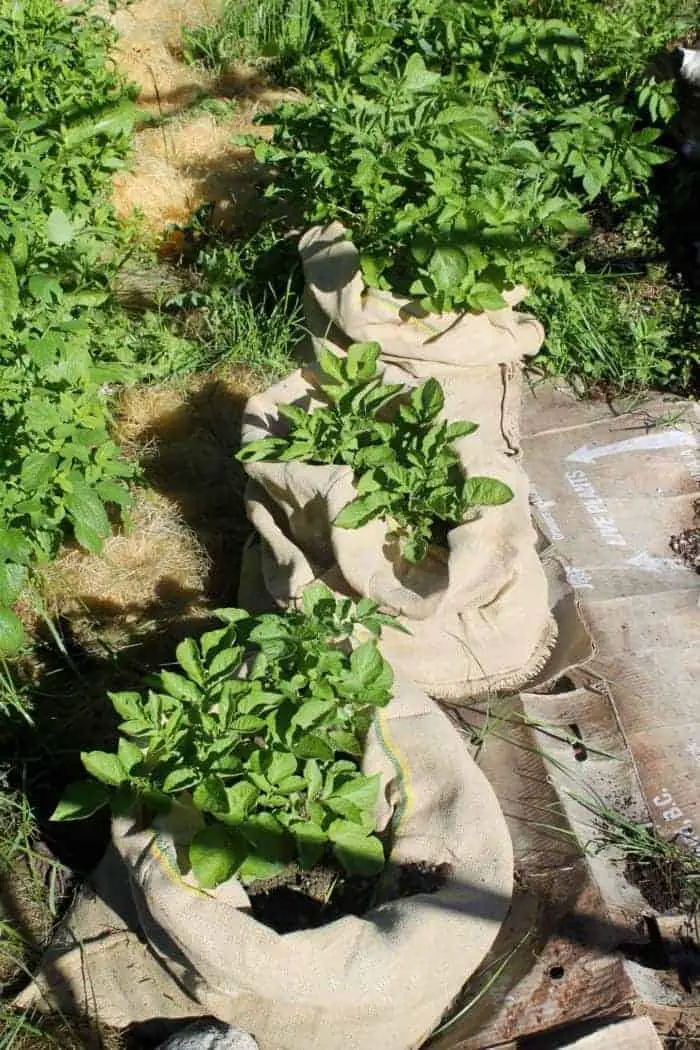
0,785,63,1010
166,229,305,379
180,0,407,76
104,227,307,381
0,1010,128,1050
0,663,33,726
137,92,240,130
176,279,304,380
574,793,700,916
0,1008,47,1050
0,790,69,913
181,0,317,73
531,269,694,391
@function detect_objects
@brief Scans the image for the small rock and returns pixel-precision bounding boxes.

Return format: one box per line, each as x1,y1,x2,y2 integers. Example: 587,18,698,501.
678,47,700,87
157,1020,259,1050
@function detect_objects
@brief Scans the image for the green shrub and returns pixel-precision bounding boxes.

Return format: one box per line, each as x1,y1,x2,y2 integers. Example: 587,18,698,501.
209,0,693,392
0,0,144,653
52,586,404,887
247,1,677,314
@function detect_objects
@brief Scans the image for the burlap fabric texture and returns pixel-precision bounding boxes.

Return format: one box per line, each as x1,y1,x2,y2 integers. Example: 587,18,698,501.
299,222,544,457
241,364,556,700
108,679,513,1050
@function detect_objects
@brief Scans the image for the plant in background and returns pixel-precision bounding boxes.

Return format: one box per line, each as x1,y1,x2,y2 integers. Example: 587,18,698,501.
181,0,316,73
220,0,696,392
243,0,682,312
248,56,591,314
0,0,144,653
181,0,399,75
165,227,304,379
530,265,696,390
0,0,246,655
52,585,405,887
239,342,513,563
573,790,700,918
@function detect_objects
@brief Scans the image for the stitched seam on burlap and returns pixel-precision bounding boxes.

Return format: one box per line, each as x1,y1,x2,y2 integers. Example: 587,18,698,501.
375,709,412,830
150,830,211,898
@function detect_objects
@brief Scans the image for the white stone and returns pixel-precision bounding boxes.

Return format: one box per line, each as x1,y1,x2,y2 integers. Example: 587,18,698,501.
679,47,700,86
157,1021,259,1050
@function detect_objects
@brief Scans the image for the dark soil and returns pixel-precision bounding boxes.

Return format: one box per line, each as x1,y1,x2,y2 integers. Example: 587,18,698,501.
247,860,449,934
625,854,691,914
670,498,700,573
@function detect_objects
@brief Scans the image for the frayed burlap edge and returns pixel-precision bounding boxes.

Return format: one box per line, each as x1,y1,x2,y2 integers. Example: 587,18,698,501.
426,614,559,703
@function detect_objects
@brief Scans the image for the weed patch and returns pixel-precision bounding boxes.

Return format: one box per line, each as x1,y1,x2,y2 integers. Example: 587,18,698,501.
579,796,700,917
167,240,304,378
181,0,319,73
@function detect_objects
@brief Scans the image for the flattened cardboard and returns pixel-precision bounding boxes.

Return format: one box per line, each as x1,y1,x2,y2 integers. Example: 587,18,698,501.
555,1016,663,1049
494,1016,664,1049
522,383,700,848
431,684,699,1049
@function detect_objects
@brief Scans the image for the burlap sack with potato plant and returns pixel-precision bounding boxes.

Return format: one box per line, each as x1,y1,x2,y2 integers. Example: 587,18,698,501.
107,677,513,1050
299,221,545,456
240,363,556,700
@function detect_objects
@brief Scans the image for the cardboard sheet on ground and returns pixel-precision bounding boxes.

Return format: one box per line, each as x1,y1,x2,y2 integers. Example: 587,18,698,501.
493,1017,664,1049
521,382,699,847
423,383,698,1049
556,1017,664,1049
430,680,699,1049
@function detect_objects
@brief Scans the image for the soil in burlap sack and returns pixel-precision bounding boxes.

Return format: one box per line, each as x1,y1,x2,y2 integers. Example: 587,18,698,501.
299,222,544,457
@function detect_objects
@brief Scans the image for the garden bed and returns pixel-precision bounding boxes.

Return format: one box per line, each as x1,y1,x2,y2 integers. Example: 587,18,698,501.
1,0,700,1048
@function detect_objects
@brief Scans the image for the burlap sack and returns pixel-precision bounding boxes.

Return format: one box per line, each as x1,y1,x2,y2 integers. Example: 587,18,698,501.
110,679,513,1050
299,222,545,456
241,369,556,699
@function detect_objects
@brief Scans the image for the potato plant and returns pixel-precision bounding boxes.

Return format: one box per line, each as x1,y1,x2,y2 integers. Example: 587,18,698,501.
249,55,668,314
237,0,679,331
239,342,513,564
52,585,405,888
